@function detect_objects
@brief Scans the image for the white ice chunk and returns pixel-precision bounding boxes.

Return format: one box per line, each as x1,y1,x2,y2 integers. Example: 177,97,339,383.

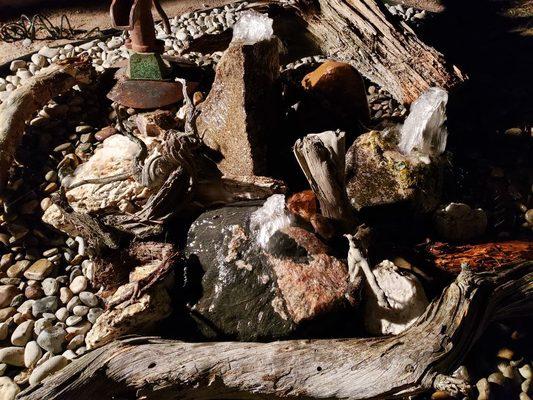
399,87,449,156
363,260,429,335
250,194,293,249
232,11,274,44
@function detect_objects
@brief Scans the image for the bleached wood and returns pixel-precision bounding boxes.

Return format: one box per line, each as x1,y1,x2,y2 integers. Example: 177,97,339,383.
18,262,532,400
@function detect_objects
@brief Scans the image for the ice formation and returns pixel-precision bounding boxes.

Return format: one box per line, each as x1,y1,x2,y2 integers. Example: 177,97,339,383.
398,87,449,156
250,194,293,248
232,11,274,44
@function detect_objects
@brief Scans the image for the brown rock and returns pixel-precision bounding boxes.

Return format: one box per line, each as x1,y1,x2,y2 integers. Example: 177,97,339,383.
301,60,370,132
24,259,54,281
6,260,31,278
0,307,16,322
0,285,20,308
94,126,117,142
196,37,281,176
24,285,44,300
286,190,318,222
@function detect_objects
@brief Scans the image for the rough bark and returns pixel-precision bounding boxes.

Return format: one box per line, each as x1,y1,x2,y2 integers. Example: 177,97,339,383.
242,0,465,104
19,261,532,400
426,240,533,274
293,131,354,224
0,57,93,194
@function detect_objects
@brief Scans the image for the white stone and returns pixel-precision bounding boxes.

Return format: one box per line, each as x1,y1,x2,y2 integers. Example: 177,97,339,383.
0,347,24,367
29,355,70,386
24,341,42,368
11,320,34,346
69,276,88,294
232,11,273,44
363,260,429,335
399,87,448,156
9,60,26,72
79,291,98,307
31,53,47,68
38,46,60,59
0,376,19,400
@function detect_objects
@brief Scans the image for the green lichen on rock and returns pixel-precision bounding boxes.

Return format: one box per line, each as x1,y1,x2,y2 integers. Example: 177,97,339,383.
345,130,443,212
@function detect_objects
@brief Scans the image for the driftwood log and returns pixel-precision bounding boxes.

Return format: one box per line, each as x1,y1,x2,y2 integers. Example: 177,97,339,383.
19,262,532,400
229,0,465,103
0,58,93,194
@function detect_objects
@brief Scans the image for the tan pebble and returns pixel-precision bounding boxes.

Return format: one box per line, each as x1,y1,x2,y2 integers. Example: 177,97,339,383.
431,390,452,399
0,376,20,399
497,347,515,360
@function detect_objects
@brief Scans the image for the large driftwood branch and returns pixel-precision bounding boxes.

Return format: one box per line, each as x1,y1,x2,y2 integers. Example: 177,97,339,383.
0,57,93,194
19,262,532,400
243,0,465,103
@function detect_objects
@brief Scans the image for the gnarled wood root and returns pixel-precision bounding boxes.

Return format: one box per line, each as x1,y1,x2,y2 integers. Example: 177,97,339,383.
19,262,532,400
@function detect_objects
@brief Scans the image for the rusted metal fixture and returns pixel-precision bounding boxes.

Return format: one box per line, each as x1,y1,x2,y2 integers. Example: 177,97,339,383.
108,0,185,109
107,79,199,109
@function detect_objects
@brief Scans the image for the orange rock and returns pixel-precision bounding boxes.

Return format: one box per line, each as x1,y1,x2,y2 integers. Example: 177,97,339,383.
301,60,370,127
286,190,318,221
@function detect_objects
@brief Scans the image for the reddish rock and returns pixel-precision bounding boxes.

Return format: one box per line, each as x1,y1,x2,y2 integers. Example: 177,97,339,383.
287,190,318,222
94,126,117,142
24,285,44,300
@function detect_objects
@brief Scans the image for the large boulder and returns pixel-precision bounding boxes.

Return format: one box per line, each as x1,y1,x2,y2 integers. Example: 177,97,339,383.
185,196,361,340
345,130,443,212
196,22,281,177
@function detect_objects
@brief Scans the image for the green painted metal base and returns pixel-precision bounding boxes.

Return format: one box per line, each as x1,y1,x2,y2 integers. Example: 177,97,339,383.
128,51,168,80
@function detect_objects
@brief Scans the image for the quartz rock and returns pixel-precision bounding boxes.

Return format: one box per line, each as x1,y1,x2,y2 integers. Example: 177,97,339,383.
232,11,273,44
399,87,448,156
249,194,293,249
434,203,487,241
363,260,429,335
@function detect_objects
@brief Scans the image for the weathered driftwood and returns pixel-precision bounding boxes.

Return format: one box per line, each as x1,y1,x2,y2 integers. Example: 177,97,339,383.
426,240,533,274
229,0,465,103
389,0,445,13
0,58,93,194
294,131,354,225
19,262,532,400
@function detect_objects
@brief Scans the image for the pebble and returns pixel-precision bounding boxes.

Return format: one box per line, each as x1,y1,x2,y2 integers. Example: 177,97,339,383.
0,347,25,366
37,326,66,354
520,365,532,380
0,322,9,340
487,371,506,386
66,315,82,326
66,296,81,312
0,308,16,323
0,363,5,376
24,341,42,368
32,296,58,317
38,46,60,58
87,307,103,324
73,305,89,317
79,291,98,307
59,287,74,304
33,317,52,336
42,278,59,296
520,393,532,400
69,276,88,294
523,379,532,394
24,285,43,300
0,285,20,308
476,378,490,400
497,347,515,360
29,355,70,386
526,209,533,225
55,307,68,322
66,321,92,337
431,391,452,399
6,260,30,278
66,334,85,350
0,376,20,400
62,349,77,360
9,60,26,72
24,259,54,280
11,320,34,346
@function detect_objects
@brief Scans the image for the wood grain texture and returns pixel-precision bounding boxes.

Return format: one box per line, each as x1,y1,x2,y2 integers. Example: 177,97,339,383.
19,262,532,400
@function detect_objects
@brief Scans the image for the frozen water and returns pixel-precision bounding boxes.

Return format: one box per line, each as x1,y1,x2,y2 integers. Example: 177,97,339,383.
232,11,274,44
250,194,293,249
398,87,449,156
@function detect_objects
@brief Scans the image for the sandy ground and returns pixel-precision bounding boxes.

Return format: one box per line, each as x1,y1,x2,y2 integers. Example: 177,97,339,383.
0,0,235,65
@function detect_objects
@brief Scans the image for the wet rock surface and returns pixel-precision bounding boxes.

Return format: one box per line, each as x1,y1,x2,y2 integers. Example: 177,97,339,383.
186,202,360,340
